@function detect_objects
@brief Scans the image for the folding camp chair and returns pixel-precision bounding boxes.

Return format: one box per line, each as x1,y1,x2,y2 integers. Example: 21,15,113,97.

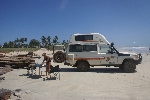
26,63,42,76
49,65,60,80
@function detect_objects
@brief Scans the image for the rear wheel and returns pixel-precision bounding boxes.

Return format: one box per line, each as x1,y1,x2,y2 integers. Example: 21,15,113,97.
123,60,136,73
77,61,89,72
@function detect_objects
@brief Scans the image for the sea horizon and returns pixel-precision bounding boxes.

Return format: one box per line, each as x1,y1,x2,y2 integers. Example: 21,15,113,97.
117,46,150,54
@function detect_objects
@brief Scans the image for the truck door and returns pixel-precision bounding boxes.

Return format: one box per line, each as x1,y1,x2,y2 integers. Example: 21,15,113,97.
99,45,119,65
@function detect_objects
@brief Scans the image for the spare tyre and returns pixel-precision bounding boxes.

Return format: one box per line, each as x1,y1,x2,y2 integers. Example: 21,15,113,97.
53,51,65,63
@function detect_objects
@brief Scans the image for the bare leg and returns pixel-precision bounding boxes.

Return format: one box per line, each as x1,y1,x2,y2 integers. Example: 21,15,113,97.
46,63,50,77
46,64,48,76
48,62,51,78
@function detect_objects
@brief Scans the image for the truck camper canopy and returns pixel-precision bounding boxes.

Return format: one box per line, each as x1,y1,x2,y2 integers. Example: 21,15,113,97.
69,33,110,45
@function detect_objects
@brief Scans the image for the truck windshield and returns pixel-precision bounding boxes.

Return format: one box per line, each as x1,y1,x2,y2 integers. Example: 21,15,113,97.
112,46,119,54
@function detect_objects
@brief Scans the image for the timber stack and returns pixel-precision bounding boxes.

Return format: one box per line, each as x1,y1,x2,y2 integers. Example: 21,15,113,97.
0,52,41,68
0,89,11,100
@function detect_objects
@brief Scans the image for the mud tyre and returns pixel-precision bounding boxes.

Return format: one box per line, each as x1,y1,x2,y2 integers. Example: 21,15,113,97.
53,51,65,63
77,61,89,72
123,60,136,73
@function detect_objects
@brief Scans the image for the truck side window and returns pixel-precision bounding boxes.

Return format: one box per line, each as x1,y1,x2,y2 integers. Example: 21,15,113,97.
69,45,82,52
75,35,93,41
83,45,97,51
100,45,111,53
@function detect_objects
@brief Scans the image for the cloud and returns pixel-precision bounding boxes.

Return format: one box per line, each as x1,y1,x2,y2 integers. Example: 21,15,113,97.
60,0,68,9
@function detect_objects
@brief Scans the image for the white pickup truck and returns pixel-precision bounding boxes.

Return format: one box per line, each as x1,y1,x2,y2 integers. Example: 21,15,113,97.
63,33,142,73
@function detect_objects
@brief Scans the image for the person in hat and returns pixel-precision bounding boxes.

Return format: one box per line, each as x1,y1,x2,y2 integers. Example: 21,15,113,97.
41,53,51,77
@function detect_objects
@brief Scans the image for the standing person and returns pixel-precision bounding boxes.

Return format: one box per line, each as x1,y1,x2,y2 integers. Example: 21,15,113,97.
41,53,51,77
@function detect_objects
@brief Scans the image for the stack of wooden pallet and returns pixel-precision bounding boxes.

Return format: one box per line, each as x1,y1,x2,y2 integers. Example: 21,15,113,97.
0,54,5,58
0,52,40,69
0,65,13,81
0,56,36,68
0,88,12,100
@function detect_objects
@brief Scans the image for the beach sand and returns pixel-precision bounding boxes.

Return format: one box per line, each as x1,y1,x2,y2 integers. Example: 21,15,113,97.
0,49,150,100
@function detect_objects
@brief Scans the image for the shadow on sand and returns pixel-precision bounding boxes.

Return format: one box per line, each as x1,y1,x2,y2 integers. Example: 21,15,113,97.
19,74,45,79
44,77,56,81
19,74,59,80
60,67,137,73
19,67,137,80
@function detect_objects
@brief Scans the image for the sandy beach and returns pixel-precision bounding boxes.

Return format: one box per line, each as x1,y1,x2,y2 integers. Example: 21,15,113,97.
0,49,150,100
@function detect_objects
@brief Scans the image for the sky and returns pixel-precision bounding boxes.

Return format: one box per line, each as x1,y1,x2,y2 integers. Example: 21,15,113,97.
0,0,150,47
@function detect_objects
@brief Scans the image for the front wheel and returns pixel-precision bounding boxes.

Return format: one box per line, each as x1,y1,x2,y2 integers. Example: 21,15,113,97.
123,60,136,73
77,61,89,72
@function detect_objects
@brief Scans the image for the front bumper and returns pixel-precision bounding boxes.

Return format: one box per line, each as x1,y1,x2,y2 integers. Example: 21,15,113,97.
135,53,142,65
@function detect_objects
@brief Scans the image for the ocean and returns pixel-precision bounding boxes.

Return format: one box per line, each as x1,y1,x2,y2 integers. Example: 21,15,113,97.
117,47,150,54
